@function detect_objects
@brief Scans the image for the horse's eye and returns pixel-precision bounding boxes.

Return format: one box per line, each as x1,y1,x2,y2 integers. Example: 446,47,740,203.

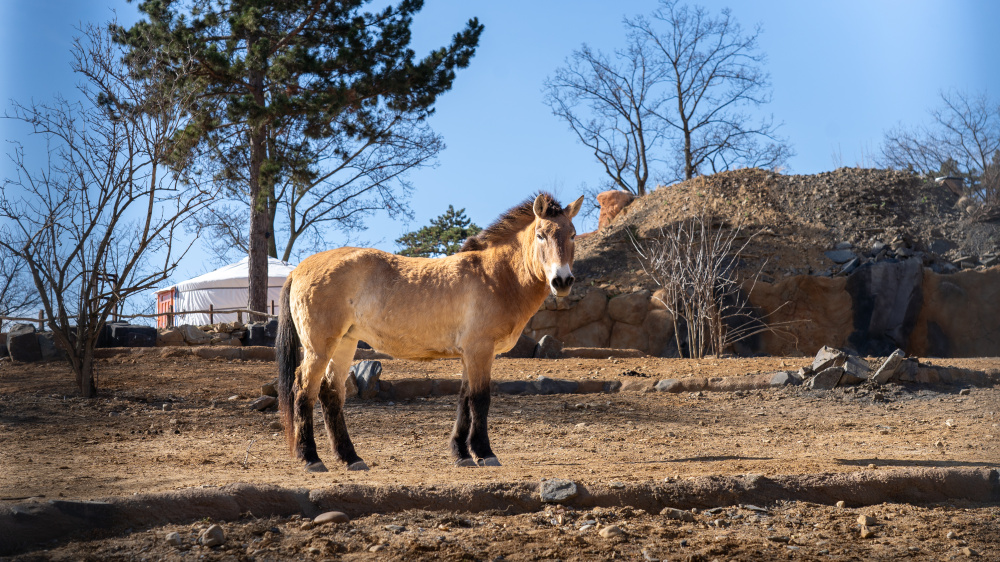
536,232,545,240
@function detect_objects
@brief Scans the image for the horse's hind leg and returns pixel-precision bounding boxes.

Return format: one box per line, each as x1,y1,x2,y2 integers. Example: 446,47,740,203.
319,337,367,471
293,352,327,472
451,351,500,467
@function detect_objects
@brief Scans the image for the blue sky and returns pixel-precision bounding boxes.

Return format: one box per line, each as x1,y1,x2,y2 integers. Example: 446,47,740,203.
2,0,999,288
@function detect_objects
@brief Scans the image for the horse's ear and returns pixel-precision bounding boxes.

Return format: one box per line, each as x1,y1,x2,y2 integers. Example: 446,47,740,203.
532,194,549,218
565,195,584,219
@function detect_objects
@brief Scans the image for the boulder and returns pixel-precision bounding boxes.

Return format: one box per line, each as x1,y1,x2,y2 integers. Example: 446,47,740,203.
7,323,42,363
157,327,187,347
609,322,647,351
642,309,675,357
564,289,607,333
562,319,611,348
596,190,635,230
812,345,844,372
824,249,857,264
536,335,564,359
806,367,844,390
539,478,578,503
178,324,213,345
498,334,538,359
607,291,650,325
352,360,383,400
36,332,61,360
871,349,906,384
533,376,578,395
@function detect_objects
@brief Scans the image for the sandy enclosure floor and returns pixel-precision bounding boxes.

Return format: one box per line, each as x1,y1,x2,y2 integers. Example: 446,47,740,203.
1,354,998,560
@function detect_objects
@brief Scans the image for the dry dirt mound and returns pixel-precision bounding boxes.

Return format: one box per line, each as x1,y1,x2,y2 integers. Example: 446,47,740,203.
574,168,998,293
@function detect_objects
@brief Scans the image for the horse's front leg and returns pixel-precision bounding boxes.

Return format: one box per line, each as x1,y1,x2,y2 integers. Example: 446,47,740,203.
451,351,500,467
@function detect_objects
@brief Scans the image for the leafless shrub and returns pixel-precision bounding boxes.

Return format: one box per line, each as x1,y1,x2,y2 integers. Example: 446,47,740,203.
629,206,791,358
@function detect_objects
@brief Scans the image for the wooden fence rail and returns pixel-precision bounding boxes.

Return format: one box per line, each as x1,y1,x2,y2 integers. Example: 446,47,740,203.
0,305,278,332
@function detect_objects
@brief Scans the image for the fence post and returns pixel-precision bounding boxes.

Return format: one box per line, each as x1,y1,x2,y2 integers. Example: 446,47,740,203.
237,310,243,324
271,300,275,316
168,305,174,328
38,310,44,331
209,304,214,325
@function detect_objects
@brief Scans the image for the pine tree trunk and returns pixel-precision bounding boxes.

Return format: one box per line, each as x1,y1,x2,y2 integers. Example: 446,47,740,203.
246,61,269,322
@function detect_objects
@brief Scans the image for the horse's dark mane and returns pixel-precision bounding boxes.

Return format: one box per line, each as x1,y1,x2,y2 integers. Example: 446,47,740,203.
460,192,563,252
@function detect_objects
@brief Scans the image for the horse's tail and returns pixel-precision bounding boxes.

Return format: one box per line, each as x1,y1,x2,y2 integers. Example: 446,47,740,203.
275,275,298,455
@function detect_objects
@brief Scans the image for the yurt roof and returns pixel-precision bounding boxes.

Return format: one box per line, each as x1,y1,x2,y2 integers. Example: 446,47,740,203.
172,257,296,292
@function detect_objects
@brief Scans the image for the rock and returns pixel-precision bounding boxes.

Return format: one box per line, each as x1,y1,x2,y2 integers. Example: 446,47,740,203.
157,327,187,346
314,511,350,525
806,367,844,390
248,396,276,411
539,478,578,503
857,514,876,526
562,319,611,348
495,380,534,395
643,309,674,356
534,376,578,394
345,373,359,398
834,241,853,250
812,345,845,372
178,324,213,345
842,354,870,379
835,501,846,508
961,546,979,557
845,258,924,355
769,371,801,386
871,349,906,384
607,291,650,325
384,525,405,533
498,334,538,358
609,322,648,351
164,531,183,547
824,249,857,264
598,525,624,539
36,332,60,360
654,379,682,392
535,335,564,359
162,403,172,411
261,379,278,397
7,323,42,362
660,507,694,522
859,525,875,539
352,360,383,399
564,289,608,333
959,388,971,396
199,524,225,547
596,190,635,229
838,257,861,276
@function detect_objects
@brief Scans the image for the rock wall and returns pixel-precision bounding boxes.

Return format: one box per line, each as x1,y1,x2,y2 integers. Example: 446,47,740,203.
526,262,1000,358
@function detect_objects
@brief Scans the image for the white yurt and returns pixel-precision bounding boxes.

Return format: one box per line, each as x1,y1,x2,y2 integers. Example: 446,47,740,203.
154,257,296,326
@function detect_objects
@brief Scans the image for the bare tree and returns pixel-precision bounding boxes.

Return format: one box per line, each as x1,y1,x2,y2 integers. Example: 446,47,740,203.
188,107,441,264
0,23,212,396
881,89,1000,208
545,0,792,192
0,247,41,331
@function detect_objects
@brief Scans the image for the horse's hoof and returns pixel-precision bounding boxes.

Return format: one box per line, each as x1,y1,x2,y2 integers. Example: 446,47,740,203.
347,460,369,471
455,458,478,468
478,457,502,467
305,461,328,473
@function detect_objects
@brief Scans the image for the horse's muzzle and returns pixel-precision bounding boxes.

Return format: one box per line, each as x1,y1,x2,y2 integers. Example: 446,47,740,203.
550,274,575,296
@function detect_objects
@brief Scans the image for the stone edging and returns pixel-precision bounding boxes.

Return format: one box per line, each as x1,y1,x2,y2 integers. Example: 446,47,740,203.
2,468,996,556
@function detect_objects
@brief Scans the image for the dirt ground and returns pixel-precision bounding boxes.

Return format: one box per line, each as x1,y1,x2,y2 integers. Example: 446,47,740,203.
2,354,999,560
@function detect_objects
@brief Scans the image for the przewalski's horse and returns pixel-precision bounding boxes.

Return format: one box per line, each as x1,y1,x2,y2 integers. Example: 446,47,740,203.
276,193,584,471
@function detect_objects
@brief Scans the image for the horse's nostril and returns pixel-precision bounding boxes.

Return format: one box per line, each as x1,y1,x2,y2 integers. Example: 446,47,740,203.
566,276,575,286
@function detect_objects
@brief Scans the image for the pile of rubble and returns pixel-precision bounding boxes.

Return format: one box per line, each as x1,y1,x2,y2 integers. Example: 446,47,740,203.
768,345,985,390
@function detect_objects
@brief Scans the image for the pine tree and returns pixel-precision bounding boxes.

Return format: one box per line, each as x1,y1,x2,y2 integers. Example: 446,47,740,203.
116,0,483,318
396,206,481,257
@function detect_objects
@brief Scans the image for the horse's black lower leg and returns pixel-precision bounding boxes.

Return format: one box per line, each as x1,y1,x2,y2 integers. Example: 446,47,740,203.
319,377,367,470
450,383,474,464
467,387,498,465
293,389,324,471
